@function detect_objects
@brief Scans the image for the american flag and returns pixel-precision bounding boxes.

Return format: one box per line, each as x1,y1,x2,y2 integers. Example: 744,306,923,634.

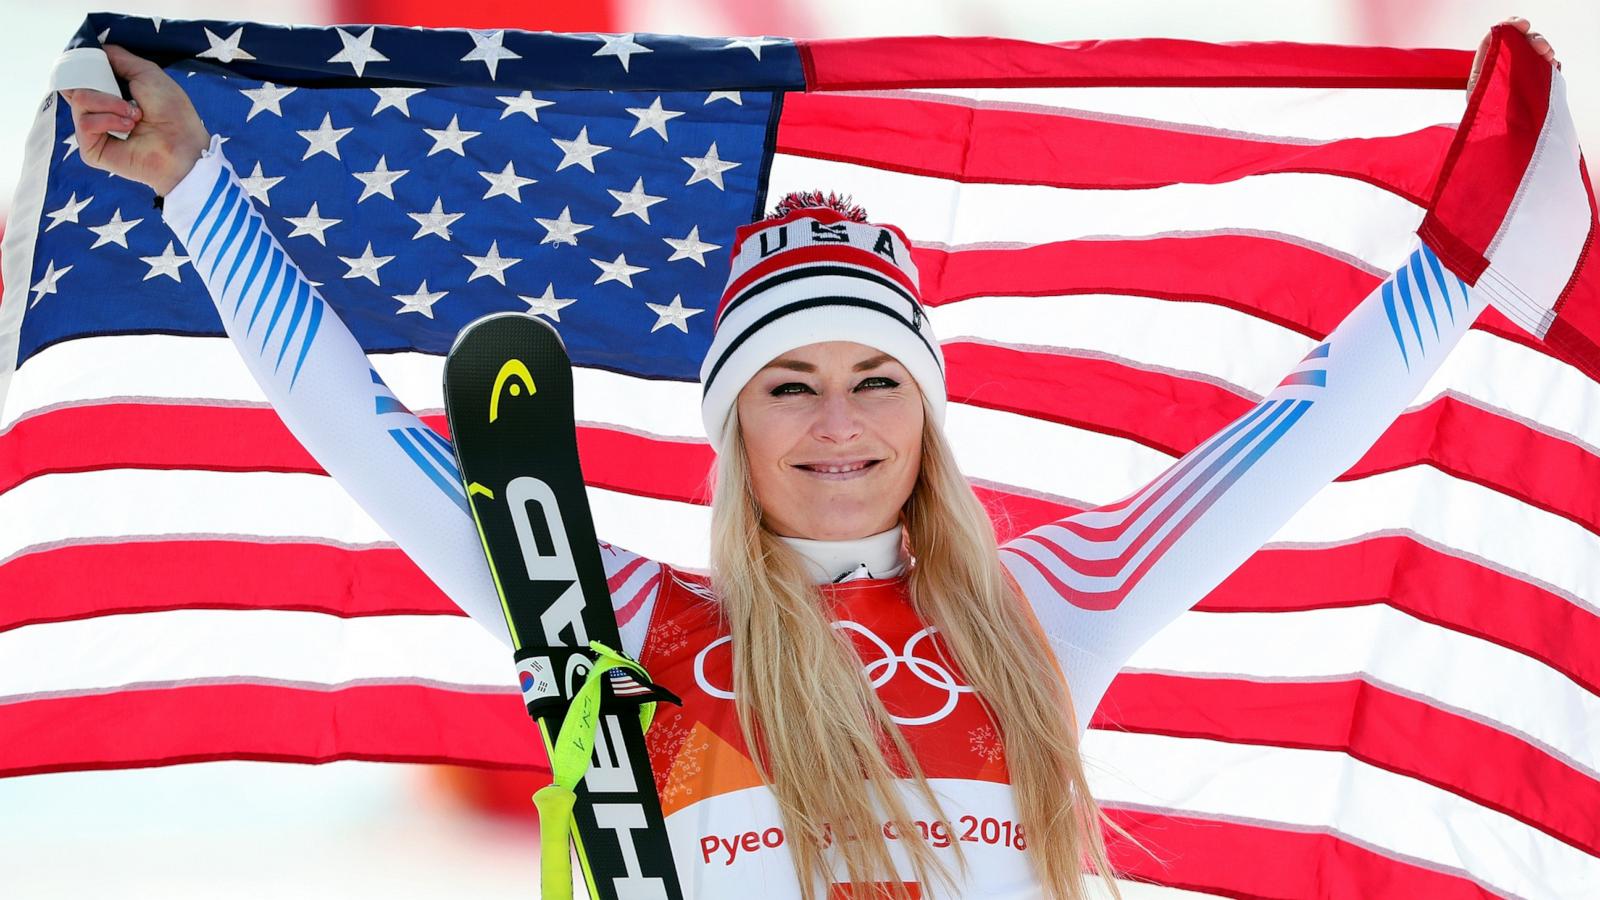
1,13,1596,899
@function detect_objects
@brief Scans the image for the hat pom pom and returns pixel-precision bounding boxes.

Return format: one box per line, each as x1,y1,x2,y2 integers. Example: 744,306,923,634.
765,190,869,223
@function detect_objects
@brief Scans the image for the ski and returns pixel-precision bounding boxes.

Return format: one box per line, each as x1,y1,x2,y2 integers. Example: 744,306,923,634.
443,311,683,900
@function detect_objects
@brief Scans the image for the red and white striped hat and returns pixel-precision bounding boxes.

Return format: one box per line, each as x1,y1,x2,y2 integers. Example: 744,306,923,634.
698,195,945,450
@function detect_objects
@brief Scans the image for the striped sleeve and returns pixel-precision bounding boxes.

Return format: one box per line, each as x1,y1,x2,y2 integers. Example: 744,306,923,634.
1000,237,1485,721
158,134,664,658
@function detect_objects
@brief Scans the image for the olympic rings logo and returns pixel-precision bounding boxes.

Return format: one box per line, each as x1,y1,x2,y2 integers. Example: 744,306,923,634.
692,622,974,726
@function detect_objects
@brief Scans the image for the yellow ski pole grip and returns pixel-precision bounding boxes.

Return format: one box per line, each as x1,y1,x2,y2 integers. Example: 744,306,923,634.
533,784,578,900
529,644,665,899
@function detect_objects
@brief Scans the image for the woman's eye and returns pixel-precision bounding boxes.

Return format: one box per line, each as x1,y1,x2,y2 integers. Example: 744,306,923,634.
770,382,814,396
856,376,900,390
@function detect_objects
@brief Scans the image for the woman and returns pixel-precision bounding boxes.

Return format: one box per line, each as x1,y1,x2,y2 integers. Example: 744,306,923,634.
63,20,1561,900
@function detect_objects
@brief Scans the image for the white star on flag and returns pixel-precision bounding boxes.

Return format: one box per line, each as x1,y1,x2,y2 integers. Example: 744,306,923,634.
198,26,254,64
284,202,341,245
423,114,481,157
608,178,666,223
353,156,408,202
44,192,92,232
328,26,387,77
479,161,536,201
139,241,190,282
704,91,742,105
626,97,684,140
519,283,578,321
29,259,71,306
721,36,781,60
552,126,610,172
407,197,465,241
682,142,740,190
497,90,554,122
371,87,425,117
646,294,704,333
393,280,448,318
593,33,651,72
535,207,593,247
61,134,78,160
339,242,395,285
462,29,520,80
238,162,285,206
240,82,295,121
591,252,648,288
298,113,353,160
463,240,521,284
87,209,143,249
663,225,721,266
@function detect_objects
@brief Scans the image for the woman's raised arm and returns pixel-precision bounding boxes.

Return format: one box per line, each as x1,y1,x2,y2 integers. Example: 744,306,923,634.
63,46,666,657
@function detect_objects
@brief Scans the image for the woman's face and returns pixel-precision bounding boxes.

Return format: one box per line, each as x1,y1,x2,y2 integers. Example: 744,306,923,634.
735,341,924,541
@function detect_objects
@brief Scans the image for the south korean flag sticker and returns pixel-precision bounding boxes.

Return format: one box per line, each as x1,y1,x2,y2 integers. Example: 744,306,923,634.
517,655,558,703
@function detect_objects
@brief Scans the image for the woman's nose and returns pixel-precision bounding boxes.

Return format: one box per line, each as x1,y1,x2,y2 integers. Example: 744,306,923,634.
812,392,864,443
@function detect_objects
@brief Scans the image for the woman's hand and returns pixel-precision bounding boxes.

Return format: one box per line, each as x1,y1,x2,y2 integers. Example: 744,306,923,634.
60,44,211,197
1467,17,1560,94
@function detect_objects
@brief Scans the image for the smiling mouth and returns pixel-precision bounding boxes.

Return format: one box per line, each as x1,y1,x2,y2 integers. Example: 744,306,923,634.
795,459,881,476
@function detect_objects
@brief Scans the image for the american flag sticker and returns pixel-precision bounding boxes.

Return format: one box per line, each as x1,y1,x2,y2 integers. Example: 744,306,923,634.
606,667,655,699
516,656,558,703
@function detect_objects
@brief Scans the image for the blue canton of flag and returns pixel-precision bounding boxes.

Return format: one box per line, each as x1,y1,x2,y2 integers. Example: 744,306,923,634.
22,14,804,382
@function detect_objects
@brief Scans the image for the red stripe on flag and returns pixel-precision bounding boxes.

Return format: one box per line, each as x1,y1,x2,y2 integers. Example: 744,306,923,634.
944,342,1600,540
913,237,1561,368
778,92,1452,204
0,540,457,634
1101,805,1492,899
5,411,1596,703
0,682,546,779
1420,25,1554,282
9,385,1598,547
1205,536,1600,701
1543,158,1600,383
800,36,1472,91
1096,673,1600,856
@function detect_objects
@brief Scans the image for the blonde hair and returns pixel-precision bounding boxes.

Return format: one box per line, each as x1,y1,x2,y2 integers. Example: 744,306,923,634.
708,400,1122,900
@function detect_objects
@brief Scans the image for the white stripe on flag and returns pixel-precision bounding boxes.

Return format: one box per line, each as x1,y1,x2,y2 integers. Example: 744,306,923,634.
1126,605,1600,775
0,609,511,702
1084,730,1598,900
904,86,1464,141
768,154,1424,272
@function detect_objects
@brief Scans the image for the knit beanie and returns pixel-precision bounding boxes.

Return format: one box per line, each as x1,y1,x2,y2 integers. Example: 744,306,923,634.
698,194,945,450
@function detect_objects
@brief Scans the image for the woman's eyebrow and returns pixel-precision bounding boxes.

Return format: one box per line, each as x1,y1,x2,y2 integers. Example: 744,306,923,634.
758,353,895,374
853,353,895,371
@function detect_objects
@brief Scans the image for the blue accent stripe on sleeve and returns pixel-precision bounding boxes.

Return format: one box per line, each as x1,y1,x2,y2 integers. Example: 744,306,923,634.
208,198,251,279
288,297,324,391
419,425,455,460
221,220,264,298
186,166,233,245
241,246,286,319
388,428,470,514
1407,250,1440,338
369,367,384,384
196,184,242,263
408,426,462,478
375,395,408,415
1395,268,1425,355
260,278,307,352
1381,281,1410,369
249,268,294,335
1306,342,1331,359
236,229,275,303
1420,245,1456,324
273,277,312,370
